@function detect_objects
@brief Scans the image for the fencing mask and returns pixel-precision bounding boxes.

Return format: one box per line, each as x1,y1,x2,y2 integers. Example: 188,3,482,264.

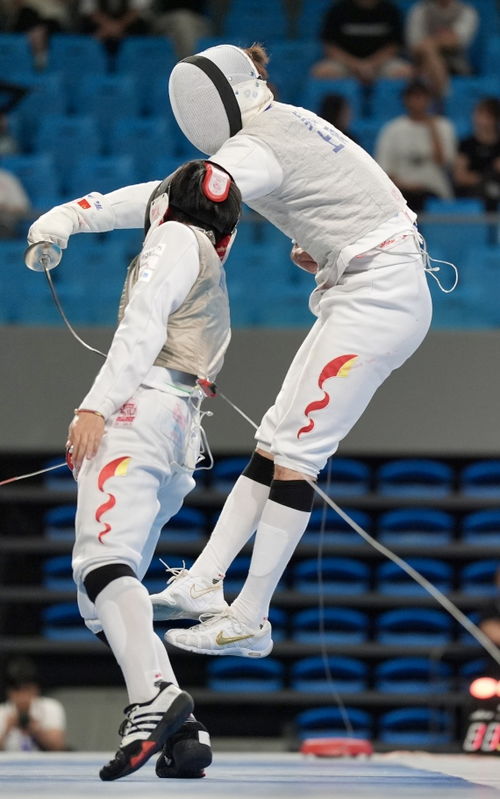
168,45,274,155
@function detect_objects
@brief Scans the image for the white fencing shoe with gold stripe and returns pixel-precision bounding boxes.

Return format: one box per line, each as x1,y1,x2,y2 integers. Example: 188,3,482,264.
164,611,273,658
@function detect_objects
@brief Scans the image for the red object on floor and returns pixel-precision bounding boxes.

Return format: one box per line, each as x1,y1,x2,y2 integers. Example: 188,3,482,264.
300,737,373,757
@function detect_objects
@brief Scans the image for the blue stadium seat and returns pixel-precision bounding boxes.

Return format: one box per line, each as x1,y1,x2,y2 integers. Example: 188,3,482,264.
370,79,407,121
116,37,176,115
462,247,500,327
376,459,454,496
379,707,453,746
48,34,108,92
462,510,500,545
224,556,251,593
43,505,76,539
73,75,140,136
293,557,370,594
302,78,362,119
483,34,500,75
266,40,320,104
1,153,59,205
108,117,173,176
375,657,452,694
295,707,373,741
377,508,454,546
66,155,136,199
351,119,383,156
458,611,481,643
222,0,288,40
445,76,500,127
207,657,284,692
376,608,452,645
459,658,489,683
33,115,101,180
43,555,74,591
376,558,452,596
460,460,500,495
162,506,207,542
4,72,66,150
211,456,249,492
461,561,499,595
0,34,33,77
41,458,74,491
292,607,369,645
305,507,372,545
291,656,368,693
296,0,335,40
268,607,288,642
41,603,93,641
317,457,371,495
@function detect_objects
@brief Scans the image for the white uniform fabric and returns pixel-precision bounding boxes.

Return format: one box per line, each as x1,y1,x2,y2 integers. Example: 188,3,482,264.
256,235,432,477
0,697,65,751
72,221,229,632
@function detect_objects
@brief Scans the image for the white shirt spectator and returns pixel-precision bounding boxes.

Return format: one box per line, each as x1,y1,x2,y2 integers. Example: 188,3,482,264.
406,0,478,52
0,697,66,752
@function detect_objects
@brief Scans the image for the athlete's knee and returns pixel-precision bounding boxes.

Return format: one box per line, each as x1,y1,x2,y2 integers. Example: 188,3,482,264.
273,463,314,482
84,562,137,603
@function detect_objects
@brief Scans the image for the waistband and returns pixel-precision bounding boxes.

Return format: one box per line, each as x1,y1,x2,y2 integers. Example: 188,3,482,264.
142,365,198,395
163,368,197,387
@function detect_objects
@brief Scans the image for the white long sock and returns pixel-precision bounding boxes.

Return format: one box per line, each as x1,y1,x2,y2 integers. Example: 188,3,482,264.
94,576,166,704
231,499,311,629
189,475,270,579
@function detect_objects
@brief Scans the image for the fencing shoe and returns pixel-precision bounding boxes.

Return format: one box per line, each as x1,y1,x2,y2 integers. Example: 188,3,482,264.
155,719,212,778
150,565,227,621
99,681,194,781
165,611,273,658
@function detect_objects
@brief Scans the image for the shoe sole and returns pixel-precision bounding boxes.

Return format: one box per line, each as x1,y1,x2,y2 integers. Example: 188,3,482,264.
100,691,194,781
156,738,213,779
151,597,228,622
165,635,273,659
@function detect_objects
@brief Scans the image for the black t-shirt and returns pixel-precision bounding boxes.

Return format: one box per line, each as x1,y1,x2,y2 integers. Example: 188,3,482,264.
321,0,403,58
459,135,500,177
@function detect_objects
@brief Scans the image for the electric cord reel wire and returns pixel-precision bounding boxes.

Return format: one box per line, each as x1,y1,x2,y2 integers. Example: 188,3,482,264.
5,241,500,753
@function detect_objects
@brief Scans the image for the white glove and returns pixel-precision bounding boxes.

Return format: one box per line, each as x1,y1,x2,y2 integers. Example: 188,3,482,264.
27,204,80,250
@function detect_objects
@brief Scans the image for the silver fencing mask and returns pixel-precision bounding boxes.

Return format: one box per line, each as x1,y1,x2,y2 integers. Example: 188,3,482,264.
168,45,274,155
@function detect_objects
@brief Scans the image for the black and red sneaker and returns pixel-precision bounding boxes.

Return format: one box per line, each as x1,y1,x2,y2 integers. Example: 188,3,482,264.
99,682,194,781
155,719,213,778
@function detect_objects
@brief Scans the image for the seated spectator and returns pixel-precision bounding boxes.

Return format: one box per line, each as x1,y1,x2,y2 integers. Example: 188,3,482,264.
78,0,151,57
0,79,30,155
311,0,412,84
0,166,31,237
2,1,75,68
149,1,212,60
0,658,66,751
406,0,478,98
318,93,358,142
454,98,500,212
375,80,456,211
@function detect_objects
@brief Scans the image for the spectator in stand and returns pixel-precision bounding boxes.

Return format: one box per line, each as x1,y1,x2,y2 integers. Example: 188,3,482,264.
0,79,29,155
78,0,151,57
0,658,66,751
406,0,478,99
454,98,500,212
311,0,412,83
1,1,75,68
318,93,358,142
0,166,31,237
149,1,212,60
375,80,456,211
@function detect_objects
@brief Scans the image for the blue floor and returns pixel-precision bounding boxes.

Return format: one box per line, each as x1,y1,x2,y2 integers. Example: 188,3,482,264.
0,752,498,799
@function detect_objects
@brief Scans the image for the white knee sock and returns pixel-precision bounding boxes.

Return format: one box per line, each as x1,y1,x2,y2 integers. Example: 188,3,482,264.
189,474,270,579
94,575,167,704
231,497,311,629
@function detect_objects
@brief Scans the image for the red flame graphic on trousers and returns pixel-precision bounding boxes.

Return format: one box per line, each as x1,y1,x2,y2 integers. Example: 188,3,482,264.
297,354,357,439
95,456,130,543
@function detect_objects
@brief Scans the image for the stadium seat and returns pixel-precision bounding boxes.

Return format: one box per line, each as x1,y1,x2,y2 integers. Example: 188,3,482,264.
108,117,173,176
66,155,136,200
445,76,500,127
294,706,373,741
460,460,500,495
207,657,284,692
42,555,74,591
222,0,288,40
458,611,481,643
305,507,372,545
8,72,66,150
43,505,76,539
268,607,288,642
302,78,362,120
0,34,34,77
48,34,108,91
376,459,454,496
462,510,500,545
142,555,193,593
291,656,368,693
461,561,499,595
162,506,207,542
41,603,93,641
459,658,489,684
211,457,249,492
379,707,453,746
224,556,251,593
41,458,74,491
370,79,407,121
1,153,59,205
33,115,101,181
296,0,335,40
377,508,454,546
266,40,320,104
73,75,140,136
374,657,452,694
317,457,371,495
376,608,452,645
376,558,452,596
116,37,176,115
292,607,369,645
351,119,383,156
292,557,370,594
